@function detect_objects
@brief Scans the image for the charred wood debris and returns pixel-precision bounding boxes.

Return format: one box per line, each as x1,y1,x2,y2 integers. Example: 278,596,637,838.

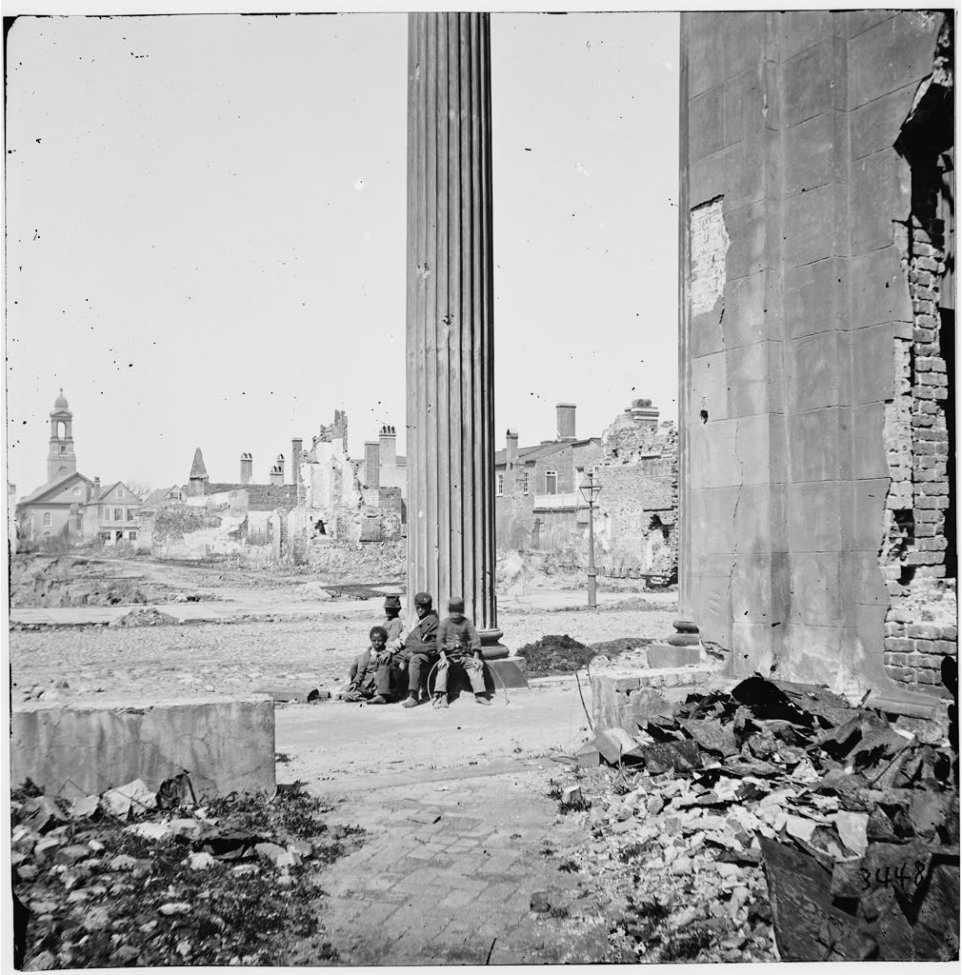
549,671,959,963
11,775,361,968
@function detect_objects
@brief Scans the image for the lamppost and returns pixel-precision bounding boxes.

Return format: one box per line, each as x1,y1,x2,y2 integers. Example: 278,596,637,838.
579,471,602,608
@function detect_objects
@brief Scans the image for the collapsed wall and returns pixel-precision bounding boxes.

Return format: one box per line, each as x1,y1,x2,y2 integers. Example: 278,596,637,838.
679,10,955,699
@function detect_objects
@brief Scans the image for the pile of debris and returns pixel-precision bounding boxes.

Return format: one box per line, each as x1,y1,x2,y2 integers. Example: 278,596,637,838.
109,607,180,628
10,555,179,608
562,676,958,962
11,775,360,968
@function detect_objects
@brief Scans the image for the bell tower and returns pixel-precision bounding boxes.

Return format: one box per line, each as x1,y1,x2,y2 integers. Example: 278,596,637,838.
47,389,77,483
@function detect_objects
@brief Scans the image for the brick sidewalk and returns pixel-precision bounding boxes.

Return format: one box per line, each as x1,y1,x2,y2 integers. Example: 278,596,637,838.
308,768,611,965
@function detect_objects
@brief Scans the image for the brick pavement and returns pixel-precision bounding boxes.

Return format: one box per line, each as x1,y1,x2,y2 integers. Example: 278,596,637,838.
311,767,611,965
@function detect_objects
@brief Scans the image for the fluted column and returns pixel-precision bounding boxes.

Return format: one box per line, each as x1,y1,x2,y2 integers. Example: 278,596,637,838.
406,11,502,649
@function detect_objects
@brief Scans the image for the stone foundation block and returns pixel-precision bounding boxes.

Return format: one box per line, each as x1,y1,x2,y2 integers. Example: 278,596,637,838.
647,643,703,668
10,696,275,800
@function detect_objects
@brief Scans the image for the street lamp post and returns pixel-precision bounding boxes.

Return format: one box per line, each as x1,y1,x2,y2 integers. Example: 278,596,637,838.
579,471,602,608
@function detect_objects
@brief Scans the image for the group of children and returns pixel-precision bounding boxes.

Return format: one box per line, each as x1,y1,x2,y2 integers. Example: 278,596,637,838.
344,592,492,708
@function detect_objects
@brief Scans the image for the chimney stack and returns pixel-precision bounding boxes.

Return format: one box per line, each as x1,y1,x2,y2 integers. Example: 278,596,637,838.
291,439,303,485
629,398,660,431
240,452,253,485
556,403,577,441
92,476,101,503
269,454,285,486
364,441,381,489
379,424,397,468
506,429,519,467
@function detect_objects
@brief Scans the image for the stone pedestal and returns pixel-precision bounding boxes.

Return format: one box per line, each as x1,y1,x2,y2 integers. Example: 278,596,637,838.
406,12,509,667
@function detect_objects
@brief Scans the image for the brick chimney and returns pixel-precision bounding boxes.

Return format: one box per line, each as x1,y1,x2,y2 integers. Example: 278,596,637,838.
629,398,660,431
379,424,397,468
92,476,101,504
291,439,302,485
269,454,285,486
556,403,576,441
506,429,519,467
240,452,252,485
364,441,381,489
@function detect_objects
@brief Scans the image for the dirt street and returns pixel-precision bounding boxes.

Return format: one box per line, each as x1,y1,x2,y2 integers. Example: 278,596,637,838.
8,553,677,706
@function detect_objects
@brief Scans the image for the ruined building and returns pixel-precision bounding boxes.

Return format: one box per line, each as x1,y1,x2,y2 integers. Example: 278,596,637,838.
16,391,140,548
679,10,955,701
494,399,679,581
141,410,402,560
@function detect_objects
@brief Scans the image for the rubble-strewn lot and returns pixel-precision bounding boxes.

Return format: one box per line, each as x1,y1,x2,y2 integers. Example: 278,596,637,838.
544,675,959,963
10,609,675,706
9,554,207,608
11,777,361,969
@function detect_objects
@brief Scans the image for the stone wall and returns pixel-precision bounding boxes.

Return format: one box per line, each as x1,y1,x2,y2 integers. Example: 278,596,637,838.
679,10,955,699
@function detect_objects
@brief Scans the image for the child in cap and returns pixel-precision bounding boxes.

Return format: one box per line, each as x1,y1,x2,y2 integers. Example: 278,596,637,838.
434,597,491,707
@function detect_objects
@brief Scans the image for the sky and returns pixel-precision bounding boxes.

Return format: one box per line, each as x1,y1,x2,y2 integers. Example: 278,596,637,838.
4,11,680,496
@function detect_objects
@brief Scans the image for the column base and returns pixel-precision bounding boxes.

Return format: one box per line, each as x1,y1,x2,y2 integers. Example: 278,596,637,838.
479,628,509,660
478,629,528,689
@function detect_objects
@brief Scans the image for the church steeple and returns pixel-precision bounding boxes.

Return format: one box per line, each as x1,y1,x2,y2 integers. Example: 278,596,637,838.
47,389,77,483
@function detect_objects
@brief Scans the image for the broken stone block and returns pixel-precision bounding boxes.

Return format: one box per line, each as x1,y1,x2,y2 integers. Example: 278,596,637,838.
254,841,288,865
158,902,192,916
562,785,583,806
52,844,92,867
530,890,552,913
639,740,702,774
128,821,172,842
594,727,643,765
646,643,702,668
11,696,276,799
574,743,601,767
188,852,216,870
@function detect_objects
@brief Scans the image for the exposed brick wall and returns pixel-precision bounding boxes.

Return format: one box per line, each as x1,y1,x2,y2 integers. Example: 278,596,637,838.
882,39,956,697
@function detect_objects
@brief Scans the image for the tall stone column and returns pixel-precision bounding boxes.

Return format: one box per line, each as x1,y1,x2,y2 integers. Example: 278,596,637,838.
406,11,503,653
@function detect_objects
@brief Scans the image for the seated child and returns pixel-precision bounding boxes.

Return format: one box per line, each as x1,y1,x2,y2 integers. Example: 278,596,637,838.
434,597,491,708
344,626,389,703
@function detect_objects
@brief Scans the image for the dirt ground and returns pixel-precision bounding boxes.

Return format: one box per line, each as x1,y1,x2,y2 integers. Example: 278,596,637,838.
7,552,677,706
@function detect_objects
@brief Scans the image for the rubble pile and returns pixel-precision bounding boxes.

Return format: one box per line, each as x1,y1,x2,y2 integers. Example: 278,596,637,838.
10,554,179,609
561,676,959,962
11,776,360,968
109,607,181,628
517,634,651,678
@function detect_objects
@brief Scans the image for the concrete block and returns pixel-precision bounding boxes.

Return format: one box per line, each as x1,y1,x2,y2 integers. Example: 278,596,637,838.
723,271,768,348
847,13,943,109
686,15,726,98
732,483,774,554
778,623,843,685
731,554,773,623
849,404,889,479
689,485,739,554
781,9,834,59
787,332,840,412
788,409,840,482
787,481,841,553
784,183,840,269
850,248,912,326
724,200,768,279
785,112,836,195
647,643,702,668
853,149,910,253
851,83,919,159
784,39,836,125
789,553,842,626
731,621,775,675
852,324,898,404
689,86,726,162
784,258,845,339
842,478,888,552
726,342,770,417
689,573,734,650
690,352,730,424
721,12,767,79
10,696,276,799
